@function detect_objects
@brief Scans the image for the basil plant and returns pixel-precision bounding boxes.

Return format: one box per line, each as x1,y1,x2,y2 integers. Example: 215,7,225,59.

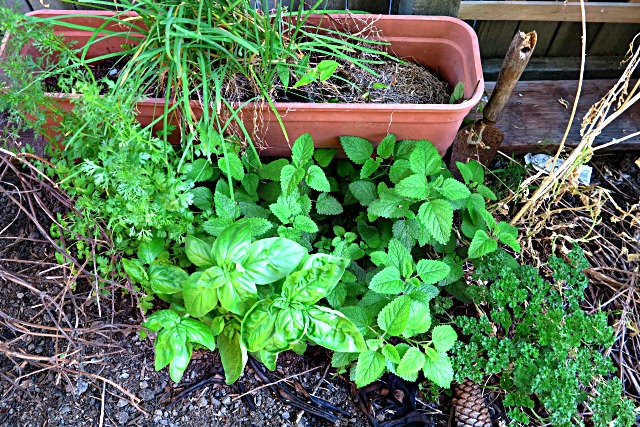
127,221,366,383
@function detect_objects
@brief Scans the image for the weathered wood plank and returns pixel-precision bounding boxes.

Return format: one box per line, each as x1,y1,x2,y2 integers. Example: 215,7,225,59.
346,0,390,13
475,20,520,58
482,79,640,153
459,1,640,24
397,0,461,16
587,23,640,56
545,22,601,57
4,0,32,13
26,0,76,10
482,56,637,81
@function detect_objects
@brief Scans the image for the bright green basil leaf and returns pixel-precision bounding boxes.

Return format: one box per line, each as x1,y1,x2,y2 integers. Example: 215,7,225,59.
377,295,411,336
431,325,457,353
185,236,216,268
169,340,192,383
436,178,471,200
211,222,252,264
242,299,277,352
409,140,442,176
283,264,342,305
418,200,453,245
154,326,185,372
217,271,257,316
422,350,454,388
354,350,385,388
142,309,180,333
218,326,248,384
306,165,331,192
292,133,314,165
449,81,465,104
148,264,188,294
369,266,404,294
259,350,278,371
416,259,450,285
468,230,498,259
210,316,225,336
307,306,366,353
181,318,216,351
243,237,307,284
340,136,373,165
183,272,219,318
377,134,395,159
138,237,164,265
122,258,148,285
274,306,307,347
396,347,426,380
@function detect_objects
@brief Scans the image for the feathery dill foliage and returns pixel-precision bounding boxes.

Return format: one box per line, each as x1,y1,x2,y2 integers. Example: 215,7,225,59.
452,248,635,427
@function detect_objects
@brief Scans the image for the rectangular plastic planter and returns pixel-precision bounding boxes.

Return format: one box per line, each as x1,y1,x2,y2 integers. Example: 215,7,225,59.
2,10,484,156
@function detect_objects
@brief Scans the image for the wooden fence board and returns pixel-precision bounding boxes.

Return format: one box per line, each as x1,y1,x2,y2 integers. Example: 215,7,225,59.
475,20,520,58
397,0,461,16
588,23,640,55
483,79,640,153
346,0,390,13
545,22,601,57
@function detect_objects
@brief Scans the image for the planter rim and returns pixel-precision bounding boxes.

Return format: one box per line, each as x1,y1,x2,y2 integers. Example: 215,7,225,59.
24,10,484,110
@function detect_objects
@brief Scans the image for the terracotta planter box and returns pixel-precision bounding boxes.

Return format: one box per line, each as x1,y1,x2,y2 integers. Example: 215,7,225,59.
2,10,484,156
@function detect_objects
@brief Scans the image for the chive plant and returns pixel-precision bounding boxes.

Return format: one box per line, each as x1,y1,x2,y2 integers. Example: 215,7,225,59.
52,0,396,177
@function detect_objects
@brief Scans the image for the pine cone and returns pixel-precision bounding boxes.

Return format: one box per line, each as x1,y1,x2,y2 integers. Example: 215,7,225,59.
453,379,492,427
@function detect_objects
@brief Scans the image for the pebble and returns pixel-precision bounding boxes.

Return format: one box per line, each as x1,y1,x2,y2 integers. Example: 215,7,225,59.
282,411,290,420
197,397,208,408
211,397,221,408
140,389,155,400
221,396,231,406
140,381,149,389
75,380,89,396
117,399,128,408
120,372,130,379
116,411,129,424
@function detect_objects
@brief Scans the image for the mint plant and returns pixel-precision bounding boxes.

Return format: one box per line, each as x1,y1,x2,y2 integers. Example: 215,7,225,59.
452,248,636,427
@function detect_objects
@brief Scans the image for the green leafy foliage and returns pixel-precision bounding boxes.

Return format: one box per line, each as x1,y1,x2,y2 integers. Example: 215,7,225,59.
451,248,634,427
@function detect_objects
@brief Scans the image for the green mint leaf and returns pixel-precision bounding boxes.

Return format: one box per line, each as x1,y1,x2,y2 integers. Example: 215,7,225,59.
409,140,442,176
360,158,381,179
456,160,484,185
368,190,412,219
418,200,453,245
494,221,521,252
389,159,413,184
260,159,289,181
382,344,401,364
280,164,305,195
138,237,164,265
188,158,215,182
203,218,234,237
306,165,331,192
357,222,381,248
436,178,471,200
388,238,412,271
477,184,497,200
191,187,213,211
349,181,377,206
316,193,343,215
377,295,411,336
403,298,431,338
270,202,292,224
396,174,429,199
292,133,314,165
218,154,245,181
468,230,498,258
416,259,451,285
339,306,374,337
431,325,457,352
377,134,395,159
354,350,386,388
369,266,404,294
396,347,426,380
313,149,337,167
214,191,240,221
422,349,454,388
293,215,319,233
340,136,373,165
241,174,260,199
